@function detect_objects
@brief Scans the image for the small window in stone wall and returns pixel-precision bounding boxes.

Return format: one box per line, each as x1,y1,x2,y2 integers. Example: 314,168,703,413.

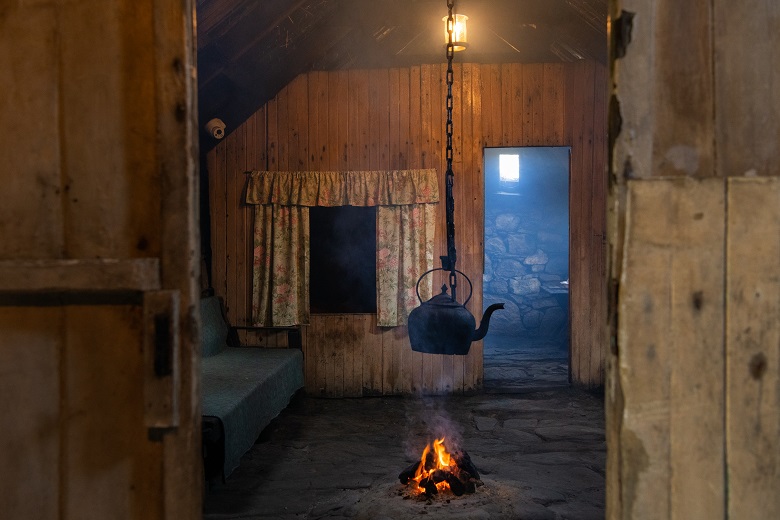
483,146,571,344
499,153,520,184
309,205,377,314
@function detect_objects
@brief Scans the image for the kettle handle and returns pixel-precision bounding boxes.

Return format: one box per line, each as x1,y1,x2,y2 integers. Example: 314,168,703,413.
415,267,473,306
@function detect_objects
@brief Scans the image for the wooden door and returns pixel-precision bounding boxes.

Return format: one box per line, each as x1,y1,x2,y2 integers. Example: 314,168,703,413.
0,1,200,518
607,1,780,518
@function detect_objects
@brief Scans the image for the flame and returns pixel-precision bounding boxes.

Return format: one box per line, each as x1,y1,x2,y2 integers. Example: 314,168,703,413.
412,437,455,493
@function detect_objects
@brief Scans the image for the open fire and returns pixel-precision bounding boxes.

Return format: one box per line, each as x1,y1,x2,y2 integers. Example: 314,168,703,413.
398,437,481,497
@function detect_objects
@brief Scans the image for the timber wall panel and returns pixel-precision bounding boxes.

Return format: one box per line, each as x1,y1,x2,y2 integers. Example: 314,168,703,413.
207,62,608,395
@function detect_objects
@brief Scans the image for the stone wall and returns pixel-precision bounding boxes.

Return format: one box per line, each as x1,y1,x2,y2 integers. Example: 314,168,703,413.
483,194,569,344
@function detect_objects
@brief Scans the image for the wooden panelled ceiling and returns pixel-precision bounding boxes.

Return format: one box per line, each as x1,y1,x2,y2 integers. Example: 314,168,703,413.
196,0,607,143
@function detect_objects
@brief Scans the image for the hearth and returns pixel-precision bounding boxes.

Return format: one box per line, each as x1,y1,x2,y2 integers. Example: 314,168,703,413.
398,437,482,497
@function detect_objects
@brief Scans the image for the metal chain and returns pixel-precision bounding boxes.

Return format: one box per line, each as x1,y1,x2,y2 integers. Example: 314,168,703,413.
444,0,458,301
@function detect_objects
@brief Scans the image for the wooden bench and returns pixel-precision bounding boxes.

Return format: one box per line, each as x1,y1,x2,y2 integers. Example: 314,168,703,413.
200,296,303,481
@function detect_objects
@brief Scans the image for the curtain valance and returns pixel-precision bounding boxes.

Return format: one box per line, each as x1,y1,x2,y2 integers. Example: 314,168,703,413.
245,169,439,207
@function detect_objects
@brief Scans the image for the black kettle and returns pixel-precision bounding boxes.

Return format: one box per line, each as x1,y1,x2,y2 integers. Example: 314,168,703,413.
408,268,504,356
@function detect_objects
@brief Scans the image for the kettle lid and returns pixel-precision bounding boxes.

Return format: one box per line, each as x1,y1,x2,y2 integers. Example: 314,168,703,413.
425,284,462,307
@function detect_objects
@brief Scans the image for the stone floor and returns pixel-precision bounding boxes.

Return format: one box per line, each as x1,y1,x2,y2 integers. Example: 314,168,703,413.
483,334,569,393
203,336,604,520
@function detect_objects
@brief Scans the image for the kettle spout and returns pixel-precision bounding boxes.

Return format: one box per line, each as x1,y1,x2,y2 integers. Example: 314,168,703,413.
472,303,505,341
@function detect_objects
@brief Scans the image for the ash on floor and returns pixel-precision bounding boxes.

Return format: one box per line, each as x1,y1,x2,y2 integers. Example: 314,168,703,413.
203,389,605,520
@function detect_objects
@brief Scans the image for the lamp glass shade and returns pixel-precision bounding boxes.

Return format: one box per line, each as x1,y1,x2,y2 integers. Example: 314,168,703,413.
443,14,468,51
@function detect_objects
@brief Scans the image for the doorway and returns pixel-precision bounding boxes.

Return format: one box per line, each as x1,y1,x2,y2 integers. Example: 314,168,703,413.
482,146,571,392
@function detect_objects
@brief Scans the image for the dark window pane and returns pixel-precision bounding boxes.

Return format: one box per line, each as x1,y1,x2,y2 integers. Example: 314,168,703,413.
309,206,377,313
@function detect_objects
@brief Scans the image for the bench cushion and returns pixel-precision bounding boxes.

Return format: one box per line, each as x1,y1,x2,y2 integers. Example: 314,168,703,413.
201,347,304,478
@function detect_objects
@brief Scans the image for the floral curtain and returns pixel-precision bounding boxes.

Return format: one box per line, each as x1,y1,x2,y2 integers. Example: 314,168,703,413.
251,204,310,327
376,204,436,326
245,170,439,327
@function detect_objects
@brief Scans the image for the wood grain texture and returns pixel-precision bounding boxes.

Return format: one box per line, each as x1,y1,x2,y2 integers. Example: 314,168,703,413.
0,6,63,258
0,307,61,519
207,62,608,394
607,3,780,517
65,306,164,520
714,0,780,179
618,178,726,519
1,0,200,517
726,178,780,518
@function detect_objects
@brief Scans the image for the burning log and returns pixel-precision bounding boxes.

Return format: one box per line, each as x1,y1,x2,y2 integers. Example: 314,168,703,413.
398,461,421,485
430,469,448,484
444,472,466,496
421,477,438,495
399,437,482,497
452,451,480,480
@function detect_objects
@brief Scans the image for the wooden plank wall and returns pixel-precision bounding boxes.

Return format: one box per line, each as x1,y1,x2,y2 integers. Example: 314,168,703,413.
207,61,608,395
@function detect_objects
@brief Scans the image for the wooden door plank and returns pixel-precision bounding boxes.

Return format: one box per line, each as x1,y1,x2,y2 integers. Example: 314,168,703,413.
666,179,725,519
619,178,726,519
0,307,61,519
65,306,163,520
726,177,780,519
0,6,63,258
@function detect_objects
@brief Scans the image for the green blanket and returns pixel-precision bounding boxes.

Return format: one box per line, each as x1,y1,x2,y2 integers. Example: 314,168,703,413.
200,296,303,478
